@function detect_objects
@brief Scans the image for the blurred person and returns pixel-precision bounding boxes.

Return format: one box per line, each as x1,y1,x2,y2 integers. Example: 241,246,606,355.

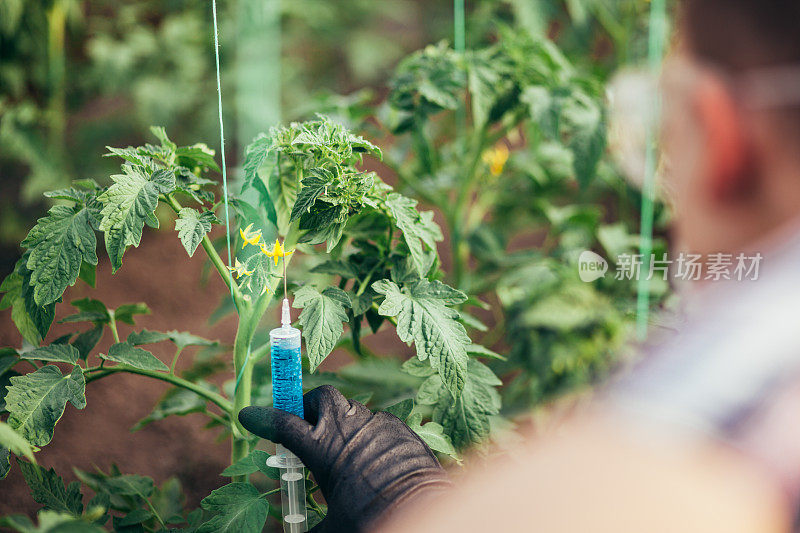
239,1,800,531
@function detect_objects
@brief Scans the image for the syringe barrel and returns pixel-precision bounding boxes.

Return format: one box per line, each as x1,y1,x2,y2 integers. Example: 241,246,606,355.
270,326,304,418
269,325,308,532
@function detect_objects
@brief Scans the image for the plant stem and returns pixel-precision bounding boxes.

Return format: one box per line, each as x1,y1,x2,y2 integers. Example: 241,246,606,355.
108,312,121,344
170,347,184,375
84,366,232,413
230,225,300,480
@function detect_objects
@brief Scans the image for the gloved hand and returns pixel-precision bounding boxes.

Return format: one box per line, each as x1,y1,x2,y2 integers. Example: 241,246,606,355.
238,385,452,533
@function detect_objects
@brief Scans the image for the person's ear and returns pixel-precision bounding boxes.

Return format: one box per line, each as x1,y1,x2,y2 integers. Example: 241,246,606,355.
693,76,754,199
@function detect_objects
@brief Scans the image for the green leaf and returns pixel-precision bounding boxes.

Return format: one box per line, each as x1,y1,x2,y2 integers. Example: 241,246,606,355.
221,450,279,480
383,398,413,420
21,345,80,364
373,279,469,396
150,477,185,524
290,170,330,223
406,414,459,460
401,357,436,378
0,421,36,463
1,510,105,532
249,450,281,479
18,461,84,515
132,385,211,431
563,92,605,188
5,366,86,446
385,193,442,277
433,360,501,448
116,508,152,527
78,261,96,288
103,343,168,372
113,303,151,325
175,208,219,257
1,258,56,345
242,134,273,191
165,330,216,350
198,482,269,533
268,156,298,235
465,344,505,361
466,50,502,127
20,204,98,307
101,474,155,498
71,326,104,360
293,286,350,372
98,166,175,272
127,330,170,346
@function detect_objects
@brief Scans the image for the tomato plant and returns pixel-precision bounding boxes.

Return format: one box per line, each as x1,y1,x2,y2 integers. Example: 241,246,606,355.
0,114,504,530
0,6,667,530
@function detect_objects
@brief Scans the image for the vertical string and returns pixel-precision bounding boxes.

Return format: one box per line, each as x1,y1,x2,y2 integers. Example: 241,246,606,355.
212,1,251,393
454,0,466,131
211,0,234,301
635,0,667,341
454,0,465,53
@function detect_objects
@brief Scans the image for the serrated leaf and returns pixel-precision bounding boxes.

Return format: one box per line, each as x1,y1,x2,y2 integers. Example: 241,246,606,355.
198,482,269,533
21,345,79,364
242,134,273,190
290,170,330,223
5,366,86,446
373,279,469,396
18,461,84,515
433,360,501,448
98,166,175,272
20,204,98,307
293,286,350,372
385,193,442,277
175,208,219,257
0,421,36,463
103,343,168,372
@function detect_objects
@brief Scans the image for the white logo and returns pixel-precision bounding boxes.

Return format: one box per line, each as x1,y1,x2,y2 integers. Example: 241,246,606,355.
578,251,608,282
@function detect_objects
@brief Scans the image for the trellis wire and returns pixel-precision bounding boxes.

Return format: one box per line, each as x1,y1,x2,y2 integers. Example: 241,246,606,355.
635,0,668,340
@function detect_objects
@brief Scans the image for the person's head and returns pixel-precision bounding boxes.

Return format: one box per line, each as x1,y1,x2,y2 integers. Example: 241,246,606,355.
663,1,800,257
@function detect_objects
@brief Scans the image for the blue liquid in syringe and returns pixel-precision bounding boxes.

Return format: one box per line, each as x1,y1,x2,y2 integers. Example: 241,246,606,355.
270,328,304,418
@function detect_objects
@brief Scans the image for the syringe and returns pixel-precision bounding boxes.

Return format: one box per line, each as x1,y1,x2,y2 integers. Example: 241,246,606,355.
266,298,309,532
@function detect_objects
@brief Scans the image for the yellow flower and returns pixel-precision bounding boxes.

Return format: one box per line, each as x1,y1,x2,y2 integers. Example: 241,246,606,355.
482,144,509,177
239,223,262,249
260,238,294,266
227,258,254,278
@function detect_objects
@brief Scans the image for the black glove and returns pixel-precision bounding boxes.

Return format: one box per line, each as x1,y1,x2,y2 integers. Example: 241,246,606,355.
238,385,452,532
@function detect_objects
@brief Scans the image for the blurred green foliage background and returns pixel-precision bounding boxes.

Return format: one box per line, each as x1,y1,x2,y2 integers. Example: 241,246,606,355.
1,0,669,416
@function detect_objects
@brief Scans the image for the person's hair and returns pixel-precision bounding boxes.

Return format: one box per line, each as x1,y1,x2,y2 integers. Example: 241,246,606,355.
683,1,800,71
